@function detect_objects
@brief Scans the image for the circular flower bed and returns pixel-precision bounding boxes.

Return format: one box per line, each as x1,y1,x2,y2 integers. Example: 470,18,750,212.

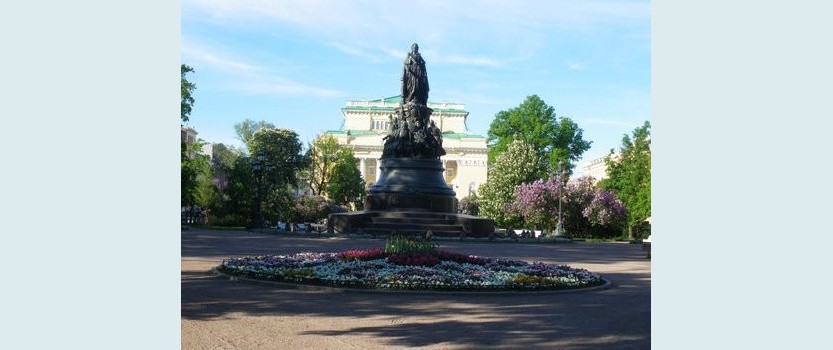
217,247,605,292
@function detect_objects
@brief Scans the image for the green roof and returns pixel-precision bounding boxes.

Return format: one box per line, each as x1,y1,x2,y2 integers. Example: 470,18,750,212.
325,129,379,136
343,95,467,113
442,132,486,139
342,106,466,113
326,130,483,139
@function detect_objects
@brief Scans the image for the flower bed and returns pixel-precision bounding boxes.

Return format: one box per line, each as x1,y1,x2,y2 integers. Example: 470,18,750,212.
217,248,605,292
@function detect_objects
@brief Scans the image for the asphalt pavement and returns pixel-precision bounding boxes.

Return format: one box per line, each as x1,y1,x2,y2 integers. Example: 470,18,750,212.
182,229,651,349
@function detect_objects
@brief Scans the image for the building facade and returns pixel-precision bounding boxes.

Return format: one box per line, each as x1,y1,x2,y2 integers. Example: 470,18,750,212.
325,96,488,200
580,155,612,182
181,125,212,160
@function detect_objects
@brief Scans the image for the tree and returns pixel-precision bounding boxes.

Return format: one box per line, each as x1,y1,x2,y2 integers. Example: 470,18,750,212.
508,179,561,233
478,139,544,228
487,95,592,175
206,155,257,226
181,140,211,207
210,143,243,191
247,128,309,226
598,121,651,238
248,128,308,192
181,64,196,122
561,177,627,238
198,143,249,226
306,134,342,196
327,148,365,209
234,119,276,152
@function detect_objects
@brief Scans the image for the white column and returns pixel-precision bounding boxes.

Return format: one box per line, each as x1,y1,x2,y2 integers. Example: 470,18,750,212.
360,158,366,180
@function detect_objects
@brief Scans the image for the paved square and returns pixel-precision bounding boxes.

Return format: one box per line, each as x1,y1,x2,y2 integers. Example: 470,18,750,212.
182,230,650,349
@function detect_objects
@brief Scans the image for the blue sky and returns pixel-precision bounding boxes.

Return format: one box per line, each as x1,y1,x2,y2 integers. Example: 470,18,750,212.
181,0,650,167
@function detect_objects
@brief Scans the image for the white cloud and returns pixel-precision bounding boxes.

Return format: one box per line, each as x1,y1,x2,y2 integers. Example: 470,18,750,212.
183,0,649,56
232,81,343,97
441,55,501,67
327,42,386,62
568,62,586,70
181,44,260,73
182,41,342,98
380,47,407,60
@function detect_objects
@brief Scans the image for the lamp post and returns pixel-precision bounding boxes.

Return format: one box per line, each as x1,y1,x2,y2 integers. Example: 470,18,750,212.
249,151,271,230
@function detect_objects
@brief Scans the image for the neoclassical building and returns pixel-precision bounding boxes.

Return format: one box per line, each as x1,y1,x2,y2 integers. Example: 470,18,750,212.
580,155,611,182
325,96,488,200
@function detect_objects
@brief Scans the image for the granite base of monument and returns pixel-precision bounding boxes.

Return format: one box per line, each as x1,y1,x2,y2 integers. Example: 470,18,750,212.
365,158,457,213
327,211,495,238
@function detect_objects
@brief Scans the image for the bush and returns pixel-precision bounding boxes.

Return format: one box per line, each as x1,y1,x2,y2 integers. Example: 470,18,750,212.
459,196,480,216
209,213,247,227
384,235,437,255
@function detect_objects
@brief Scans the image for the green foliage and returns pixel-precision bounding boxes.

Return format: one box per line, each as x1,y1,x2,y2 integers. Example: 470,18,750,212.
598,121,651,237
249,128,309,194
265,189,296,224
384,235,437,255
181,64,196,122
327,148,366,208
478,139,543,228
234,119,276,152
458,195,480,216
560,177,625,239
487,95,592,175
305,134,343,196
181,140,211,207
204,151,255,227
292,195,331,223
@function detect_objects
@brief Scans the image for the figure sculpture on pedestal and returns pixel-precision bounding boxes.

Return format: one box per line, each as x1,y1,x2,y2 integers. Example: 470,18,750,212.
402,43,429,106
382,43,445,159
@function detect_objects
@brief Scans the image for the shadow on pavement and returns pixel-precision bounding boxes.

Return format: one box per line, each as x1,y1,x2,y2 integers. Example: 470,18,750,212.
182,229,650,349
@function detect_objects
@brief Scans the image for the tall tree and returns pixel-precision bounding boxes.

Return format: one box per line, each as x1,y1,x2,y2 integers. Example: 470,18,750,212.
247,128,308,227
234,119,276,152
305,134,342,196
181,64,196,122
487,95,592,175
210,143,243,191
327,148,366,209
478,139,544,228
599,121,651,238
181,140,210,207
248,128,309,196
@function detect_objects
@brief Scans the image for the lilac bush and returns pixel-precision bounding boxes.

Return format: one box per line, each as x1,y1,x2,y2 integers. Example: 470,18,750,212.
508,176,628,238
582,189,627,227
293,195,331,222
508,179,561,232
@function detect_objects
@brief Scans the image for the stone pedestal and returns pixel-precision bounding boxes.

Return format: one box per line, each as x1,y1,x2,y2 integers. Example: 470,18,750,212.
365,158,457,212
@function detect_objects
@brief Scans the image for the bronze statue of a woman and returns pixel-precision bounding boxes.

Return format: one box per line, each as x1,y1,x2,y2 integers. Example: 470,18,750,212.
401,43,429,105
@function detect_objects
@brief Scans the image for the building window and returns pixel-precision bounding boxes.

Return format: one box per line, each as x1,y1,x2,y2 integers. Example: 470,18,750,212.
444,160,458,183
365,159,377,183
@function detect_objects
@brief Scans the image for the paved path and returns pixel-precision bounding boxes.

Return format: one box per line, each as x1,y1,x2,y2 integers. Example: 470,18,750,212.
182,229,650,349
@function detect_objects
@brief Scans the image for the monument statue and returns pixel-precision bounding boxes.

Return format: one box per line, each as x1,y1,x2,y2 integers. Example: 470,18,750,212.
382,43,445,159
401,43,429,105
328,43,494,238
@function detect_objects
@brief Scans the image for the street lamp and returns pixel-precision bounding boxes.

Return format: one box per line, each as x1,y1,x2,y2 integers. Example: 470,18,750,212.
249,151,272,230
